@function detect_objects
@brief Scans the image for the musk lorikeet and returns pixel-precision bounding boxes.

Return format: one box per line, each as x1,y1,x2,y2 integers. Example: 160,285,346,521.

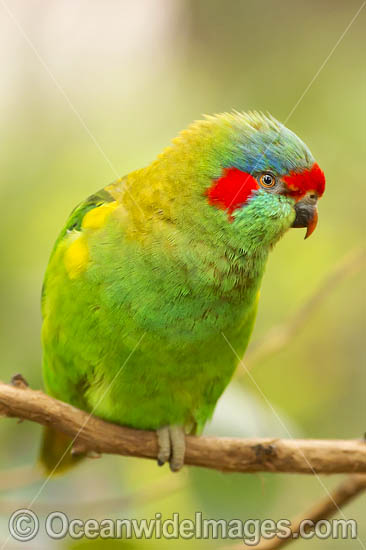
40,111,325,472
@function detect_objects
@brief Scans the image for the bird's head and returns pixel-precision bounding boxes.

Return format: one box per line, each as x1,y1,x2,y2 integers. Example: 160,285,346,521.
205,113,325,240
129,111,325,259
151,111,325,254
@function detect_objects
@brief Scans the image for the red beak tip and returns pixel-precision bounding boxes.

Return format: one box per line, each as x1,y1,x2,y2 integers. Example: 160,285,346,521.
304,209,318,239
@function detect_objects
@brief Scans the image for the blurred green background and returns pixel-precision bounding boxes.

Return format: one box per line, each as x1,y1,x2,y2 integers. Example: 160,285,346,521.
0,1,365,548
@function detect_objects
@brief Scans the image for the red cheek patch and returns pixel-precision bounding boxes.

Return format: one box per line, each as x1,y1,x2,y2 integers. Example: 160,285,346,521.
205,168,259,221
283,163,325,201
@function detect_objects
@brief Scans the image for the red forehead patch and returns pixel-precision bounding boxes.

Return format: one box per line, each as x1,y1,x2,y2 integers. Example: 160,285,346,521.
206,168,259,220
283,163,325,200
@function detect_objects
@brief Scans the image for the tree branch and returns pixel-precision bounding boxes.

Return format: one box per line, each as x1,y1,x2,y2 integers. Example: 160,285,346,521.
239,474,366,549
1,381,365,475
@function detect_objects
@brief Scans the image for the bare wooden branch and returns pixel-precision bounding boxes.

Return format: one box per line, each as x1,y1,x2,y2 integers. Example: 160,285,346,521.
239,474,366,549
244,247,365,369
0,381,365,475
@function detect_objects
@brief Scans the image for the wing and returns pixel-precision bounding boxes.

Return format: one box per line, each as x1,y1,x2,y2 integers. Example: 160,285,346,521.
41,183,119,305
41,179,126,404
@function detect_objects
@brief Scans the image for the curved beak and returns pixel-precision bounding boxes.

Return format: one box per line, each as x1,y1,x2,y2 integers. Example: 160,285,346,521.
292,199,318,239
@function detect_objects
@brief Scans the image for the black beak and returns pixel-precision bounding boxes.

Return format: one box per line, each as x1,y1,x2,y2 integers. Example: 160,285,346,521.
292,199,318,239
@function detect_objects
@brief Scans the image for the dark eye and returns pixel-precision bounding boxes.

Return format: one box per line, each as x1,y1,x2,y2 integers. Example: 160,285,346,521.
259,173,276,188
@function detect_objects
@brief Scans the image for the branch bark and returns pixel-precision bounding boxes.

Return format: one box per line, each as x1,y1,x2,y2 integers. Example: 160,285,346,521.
0,381,365,475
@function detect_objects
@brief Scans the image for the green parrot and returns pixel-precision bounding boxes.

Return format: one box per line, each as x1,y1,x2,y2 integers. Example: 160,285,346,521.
40,111,325,472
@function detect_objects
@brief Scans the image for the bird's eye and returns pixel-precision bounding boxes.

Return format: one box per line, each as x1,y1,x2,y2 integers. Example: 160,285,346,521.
259,173,276,188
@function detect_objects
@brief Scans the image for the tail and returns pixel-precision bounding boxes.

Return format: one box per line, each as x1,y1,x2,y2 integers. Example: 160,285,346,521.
39,426,84,475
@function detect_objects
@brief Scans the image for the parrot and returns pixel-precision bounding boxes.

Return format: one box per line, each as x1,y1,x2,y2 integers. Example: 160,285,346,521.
40,111,325,473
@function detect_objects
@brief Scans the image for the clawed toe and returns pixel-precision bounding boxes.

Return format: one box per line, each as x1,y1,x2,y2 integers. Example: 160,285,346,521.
157,426,171,465
156,425,185,471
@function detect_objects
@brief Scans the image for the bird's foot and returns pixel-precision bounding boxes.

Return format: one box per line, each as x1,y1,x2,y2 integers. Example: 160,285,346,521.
156,425,185,472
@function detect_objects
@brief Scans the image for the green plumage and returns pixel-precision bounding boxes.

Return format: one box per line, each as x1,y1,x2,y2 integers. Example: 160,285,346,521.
40,112,317,472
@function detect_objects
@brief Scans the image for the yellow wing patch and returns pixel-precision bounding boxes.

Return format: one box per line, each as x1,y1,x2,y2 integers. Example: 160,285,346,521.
64,201,118,279
81,201,118,230
64,234,89,279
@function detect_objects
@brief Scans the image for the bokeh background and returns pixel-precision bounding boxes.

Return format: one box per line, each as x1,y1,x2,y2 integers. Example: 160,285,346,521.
0,1,365,548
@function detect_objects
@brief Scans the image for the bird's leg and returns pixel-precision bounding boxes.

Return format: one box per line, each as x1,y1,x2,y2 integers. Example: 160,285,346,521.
156,425,186,472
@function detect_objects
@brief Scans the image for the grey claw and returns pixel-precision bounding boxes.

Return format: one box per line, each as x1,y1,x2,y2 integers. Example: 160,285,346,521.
156,426,171,466
156,425,185,472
